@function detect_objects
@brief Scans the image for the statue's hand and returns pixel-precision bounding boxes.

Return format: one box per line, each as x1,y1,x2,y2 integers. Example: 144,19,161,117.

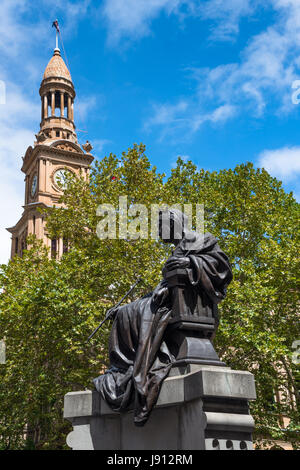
164,256,190,272
152,285,169,308
106,307,118,320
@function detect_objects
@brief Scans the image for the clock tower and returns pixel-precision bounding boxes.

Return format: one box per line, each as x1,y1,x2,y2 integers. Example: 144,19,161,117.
7,44,94,259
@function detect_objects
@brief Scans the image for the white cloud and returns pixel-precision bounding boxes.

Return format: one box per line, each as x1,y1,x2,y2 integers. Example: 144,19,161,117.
0,83,39,264
101,0,257,46
196,0,255,41
40,0,92,39
144,0,300,138
0,0,32,57
193,25,296,116
76,96,98,122
92,139,112,154
145,100,188,127
144,100,192,141
193,0,300,115
102,0,193,45
192,104,236,132
0,0,93,78
258,146,300,182
145,98,236,139
0,1,42,264
0,158,27,266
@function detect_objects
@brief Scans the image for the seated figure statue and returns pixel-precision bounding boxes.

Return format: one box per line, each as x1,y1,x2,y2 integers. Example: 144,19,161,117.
93,208,232,426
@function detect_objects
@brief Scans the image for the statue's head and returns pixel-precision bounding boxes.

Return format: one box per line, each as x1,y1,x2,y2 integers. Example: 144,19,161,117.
158,208,188,244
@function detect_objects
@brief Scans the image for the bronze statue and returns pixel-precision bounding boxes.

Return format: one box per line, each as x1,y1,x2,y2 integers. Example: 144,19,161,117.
93,208,232,426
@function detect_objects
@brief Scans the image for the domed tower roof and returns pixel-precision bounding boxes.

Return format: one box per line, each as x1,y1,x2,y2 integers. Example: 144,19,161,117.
43,48,72,82
37,47,77,146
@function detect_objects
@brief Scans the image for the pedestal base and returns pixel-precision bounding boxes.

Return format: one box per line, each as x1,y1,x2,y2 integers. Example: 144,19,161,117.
172,336,226,367
165,325,226,367
64,365,256,450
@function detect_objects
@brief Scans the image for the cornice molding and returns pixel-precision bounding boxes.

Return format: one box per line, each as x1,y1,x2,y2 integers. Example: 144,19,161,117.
6,202,50,234
39,77,75,98
22,143,94,173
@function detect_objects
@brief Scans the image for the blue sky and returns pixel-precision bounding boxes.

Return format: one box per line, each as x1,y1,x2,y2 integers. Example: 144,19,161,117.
0,0,300,263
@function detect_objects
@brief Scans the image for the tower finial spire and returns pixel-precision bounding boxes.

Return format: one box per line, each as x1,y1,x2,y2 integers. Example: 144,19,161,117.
52,19,60,51
38,22,76,145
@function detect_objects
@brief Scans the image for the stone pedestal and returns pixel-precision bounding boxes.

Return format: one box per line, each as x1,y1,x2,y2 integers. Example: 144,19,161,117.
64,365,256,450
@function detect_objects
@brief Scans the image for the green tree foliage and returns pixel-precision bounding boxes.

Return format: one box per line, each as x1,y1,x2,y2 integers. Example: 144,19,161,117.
0,144,299,449
0,239,111,449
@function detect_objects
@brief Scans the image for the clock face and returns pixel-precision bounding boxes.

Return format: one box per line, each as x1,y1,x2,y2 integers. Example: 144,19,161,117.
54,169,72,190
31,174,37,197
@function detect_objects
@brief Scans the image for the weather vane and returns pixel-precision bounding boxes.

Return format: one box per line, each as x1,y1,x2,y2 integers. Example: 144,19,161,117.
52,19,60,49
51,19,70,72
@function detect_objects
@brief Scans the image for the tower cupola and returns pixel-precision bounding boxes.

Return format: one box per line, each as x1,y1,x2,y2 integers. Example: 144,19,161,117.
37,46,77,145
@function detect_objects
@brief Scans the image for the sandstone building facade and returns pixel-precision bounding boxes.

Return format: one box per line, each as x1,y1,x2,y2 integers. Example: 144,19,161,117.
7,46,94,258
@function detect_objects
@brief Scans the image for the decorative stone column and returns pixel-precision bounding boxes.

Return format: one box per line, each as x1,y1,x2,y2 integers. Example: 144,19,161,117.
60,92,64,117
68,95,71,120
64,365,256,450
58,237,63,259
51,91,55,116
41,97,44,120
43,95,48,120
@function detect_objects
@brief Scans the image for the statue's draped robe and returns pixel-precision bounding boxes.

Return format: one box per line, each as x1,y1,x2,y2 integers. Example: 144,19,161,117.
93,232,233,426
